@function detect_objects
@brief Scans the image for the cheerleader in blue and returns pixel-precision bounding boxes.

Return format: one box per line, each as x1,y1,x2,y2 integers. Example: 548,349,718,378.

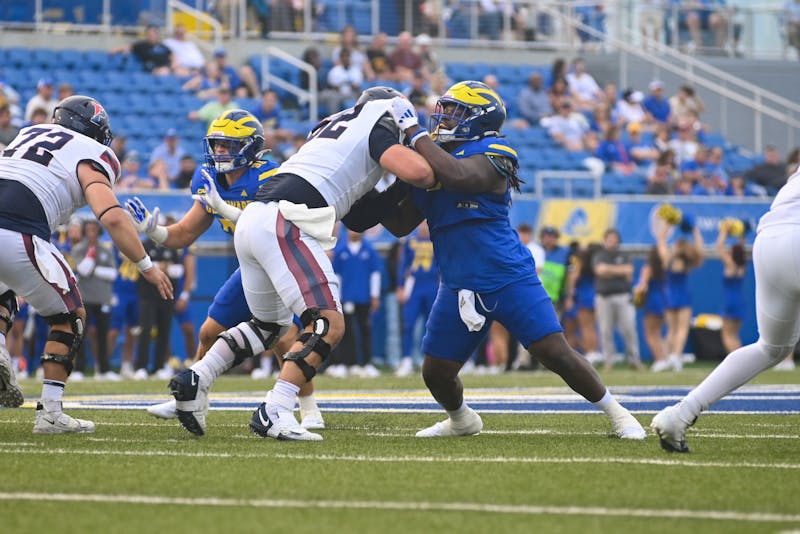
716,222,746,353
658,223,703,371
634,246,669,371
566,243,601,363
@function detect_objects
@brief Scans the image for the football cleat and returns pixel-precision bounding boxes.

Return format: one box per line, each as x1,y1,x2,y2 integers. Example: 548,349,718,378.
33,402,95,434
651,404,693,453
416,408,483,438
146,398,178,419
169,369,209,437
0,345,24,408
610,410,647,440
249,396,322,441
299,411,325,430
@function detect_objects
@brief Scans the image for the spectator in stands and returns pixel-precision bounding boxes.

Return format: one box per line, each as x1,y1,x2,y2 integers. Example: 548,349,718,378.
323,48,363,114
188,86,238,126
704,145,729,186
542,100,590,151
639,0,666,48
595,124,635,174
299,46,325,93
390,31,424,83
668,120,700,165
786,146,800,177
593,228,643,371
643,80,671,125
212,48,259,98
575,2,607,52
691,166,722,196
478,0,503,40
250,89,291,142
0,73,23,126
332,25,374,82
366,32,394,81
626,122,660,166
115,24,172,75
669,85,705,126
116,151,157,190
0,105,19,148
683,0,730,51
110,134,127,164
517,72,552,126
416,33,441,76
71,219,118,381
646,161,674,194
724,173,756,196
328,230,383,378
588,101,613,135
743,145,787,192
614,89,647,126
787,0,800,58
566,58,603,111
164,23,206,77
551,57,568,87
174,154,197,189
653,122,672,153
25,107,49,127
547,77,570,110
149,128,188,187
24,78,56,123
249,0,271,38
146,159,171,190
182,61,232,100
57,82,74,102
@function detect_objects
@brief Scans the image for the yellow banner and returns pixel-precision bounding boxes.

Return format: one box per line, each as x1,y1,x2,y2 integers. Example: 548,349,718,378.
537,200,616,246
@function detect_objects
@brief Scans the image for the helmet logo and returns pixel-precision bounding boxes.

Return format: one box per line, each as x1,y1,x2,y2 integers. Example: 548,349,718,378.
91,101,106,124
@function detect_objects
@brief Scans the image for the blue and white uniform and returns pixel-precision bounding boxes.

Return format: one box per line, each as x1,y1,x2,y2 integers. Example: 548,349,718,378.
191,161,278,327
398,230,439,358
411,137,562,361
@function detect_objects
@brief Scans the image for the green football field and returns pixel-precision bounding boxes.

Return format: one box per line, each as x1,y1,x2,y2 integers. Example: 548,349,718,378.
1,367,798,534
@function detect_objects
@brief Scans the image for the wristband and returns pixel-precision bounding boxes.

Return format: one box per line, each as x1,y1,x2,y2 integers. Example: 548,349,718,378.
409,129,428,149
150,225,168,245
179,291,190,301
136,255,154,272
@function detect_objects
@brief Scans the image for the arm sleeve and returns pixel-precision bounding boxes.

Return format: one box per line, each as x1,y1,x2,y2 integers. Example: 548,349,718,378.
341,180,412,232
368,120,400,162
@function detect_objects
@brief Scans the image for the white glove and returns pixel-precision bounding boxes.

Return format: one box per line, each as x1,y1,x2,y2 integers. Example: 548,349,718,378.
192,168,242,223
389,96,419,131
125,196,167,244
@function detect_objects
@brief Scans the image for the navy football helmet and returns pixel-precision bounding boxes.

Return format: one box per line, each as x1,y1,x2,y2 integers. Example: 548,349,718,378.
203,109,264,173
52,95,113,146
429,81,506,142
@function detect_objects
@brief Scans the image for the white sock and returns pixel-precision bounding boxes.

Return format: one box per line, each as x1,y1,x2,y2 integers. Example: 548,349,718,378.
298,393,319,418
593,389,626,419
679,339,789,424
0,333,6,345
446,401,471,423
41,379,65,407
268,379,300,411
191,338,236,385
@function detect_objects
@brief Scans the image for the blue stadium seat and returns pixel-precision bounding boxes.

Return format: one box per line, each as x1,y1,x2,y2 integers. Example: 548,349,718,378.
83,50,113,71
31,49,59,70
4,48,34,69
541,180,566,198
56,49,84,71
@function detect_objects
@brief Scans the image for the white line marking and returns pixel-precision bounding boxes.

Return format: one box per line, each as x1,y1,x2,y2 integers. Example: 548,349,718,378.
0,446,798,470
0,492,797,523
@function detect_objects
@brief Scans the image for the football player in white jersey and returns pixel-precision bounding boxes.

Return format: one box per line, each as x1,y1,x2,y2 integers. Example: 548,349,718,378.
0,95,173,434
652,165,800,452
166,87,435,440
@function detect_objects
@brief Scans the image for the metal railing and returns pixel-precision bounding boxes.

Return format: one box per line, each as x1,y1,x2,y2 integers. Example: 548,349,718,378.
535,171,601,199
259,47,319,122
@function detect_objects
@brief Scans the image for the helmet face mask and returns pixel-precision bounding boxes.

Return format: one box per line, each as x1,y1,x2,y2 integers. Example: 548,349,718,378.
429,81,506,143
52,95,113,146
203,109,264,174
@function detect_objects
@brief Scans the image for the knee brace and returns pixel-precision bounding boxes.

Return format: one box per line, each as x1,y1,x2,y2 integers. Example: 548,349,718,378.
218,318,288,367
0,290,18,332
40,312,84,376
283,309,331,381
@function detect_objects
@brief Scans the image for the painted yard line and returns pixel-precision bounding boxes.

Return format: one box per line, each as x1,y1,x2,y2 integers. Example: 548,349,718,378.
1,446,798,470
0,492,797,523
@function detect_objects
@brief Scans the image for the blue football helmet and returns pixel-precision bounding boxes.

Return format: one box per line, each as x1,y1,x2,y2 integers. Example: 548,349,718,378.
203,109,264,173
429,81,506,142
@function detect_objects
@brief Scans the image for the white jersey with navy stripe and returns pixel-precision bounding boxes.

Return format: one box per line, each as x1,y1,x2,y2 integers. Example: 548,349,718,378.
758,165,800,232
0,123,120,233
276,99,398,219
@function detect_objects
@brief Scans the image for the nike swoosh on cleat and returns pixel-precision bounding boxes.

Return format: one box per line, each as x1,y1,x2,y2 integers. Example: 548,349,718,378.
257,410,271,429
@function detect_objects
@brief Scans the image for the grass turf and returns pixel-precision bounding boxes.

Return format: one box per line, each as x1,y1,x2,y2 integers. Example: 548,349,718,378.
0,366,798,533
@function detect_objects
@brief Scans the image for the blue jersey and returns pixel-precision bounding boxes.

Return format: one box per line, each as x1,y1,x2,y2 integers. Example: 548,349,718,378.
398,231,438,289
113,249,139,295
190,160,279,235
411,136,533,292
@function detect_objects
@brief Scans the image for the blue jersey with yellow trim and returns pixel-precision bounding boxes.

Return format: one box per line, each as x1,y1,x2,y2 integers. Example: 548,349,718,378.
190,160,279,235
411,136,535,292
113,248,139,294
398,232,438,288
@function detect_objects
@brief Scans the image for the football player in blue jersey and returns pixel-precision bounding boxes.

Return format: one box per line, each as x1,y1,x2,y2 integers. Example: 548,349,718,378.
382,81,646,439
126,109,324,434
